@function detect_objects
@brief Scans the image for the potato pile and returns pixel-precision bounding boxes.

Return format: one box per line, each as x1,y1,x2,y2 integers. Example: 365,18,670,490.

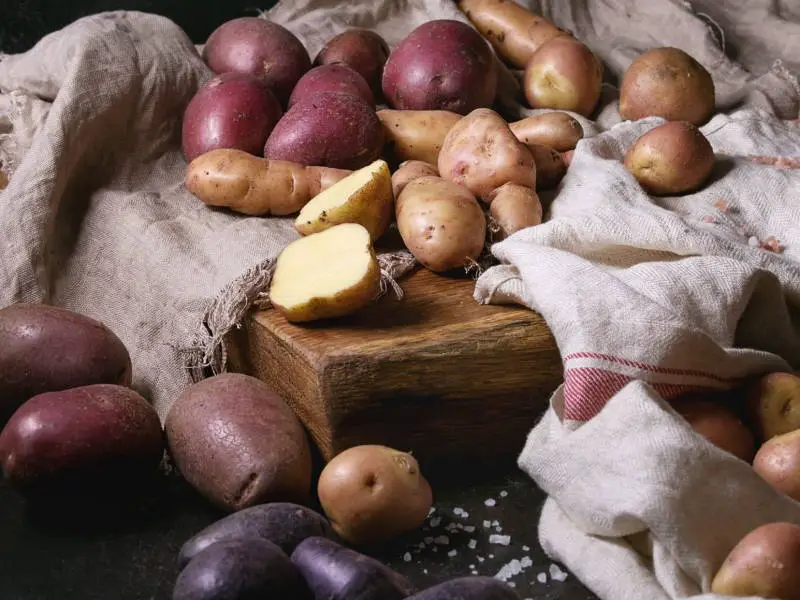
667,371,800,597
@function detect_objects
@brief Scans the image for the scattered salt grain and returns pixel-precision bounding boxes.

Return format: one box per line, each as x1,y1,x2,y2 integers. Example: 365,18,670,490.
500,490,508,498
508,582,516,588
418,542,426,549
445,523,459,533
492,520,500,526
483,520,492,528
448,550,458,557
549,564,568,582
484,498,496,507
430,517,442,528
471,570,479,575
463,525,476,533
468,539,478,549
403,552,412,562
434,535,450,545
494,525,503,533
477,556,485,563
522,545,530,552
424,537,434,544
537,573,547,584
489,554,495,559
489,534,511,546
521,557,533,568
453,507,465,516
428,507,436,516
423,569,428,574
494,559,523,582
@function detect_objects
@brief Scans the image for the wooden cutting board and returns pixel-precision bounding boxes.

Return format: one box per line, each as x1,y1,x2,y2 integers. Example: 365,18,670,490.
226,267,563,469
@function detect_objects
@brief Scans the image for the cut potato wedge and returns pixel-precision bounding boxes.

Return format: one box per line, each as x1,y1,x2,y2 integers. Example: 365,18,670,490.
270,223,381,323
294,159,394,241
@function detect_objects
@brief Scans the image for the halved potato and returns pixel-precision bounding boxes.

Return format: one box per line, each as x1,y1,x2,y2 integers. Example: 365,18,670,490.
294,159,394,241
269,224,381,323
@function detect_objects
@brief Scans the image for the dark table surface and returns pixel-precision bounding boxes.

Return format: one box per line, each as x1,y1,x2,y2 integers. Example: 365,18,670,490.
0,3,597,599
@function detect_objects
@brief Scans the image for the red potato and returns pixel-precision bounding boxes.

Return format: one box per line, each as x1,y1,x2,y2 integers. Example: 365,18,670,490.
670,398,755,462
181,72,283,162
264,91,384,170
382,20,497,115
523,36,603,118
458,0,571,69
314,30,390,97
288,64,375,109
202,17,311,106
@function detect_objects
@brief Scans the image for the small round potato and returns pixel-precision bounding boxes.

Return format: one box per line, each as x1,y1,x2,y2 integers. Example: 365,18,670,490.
523,37,603,117
624,121,715,195
317,444,433,546
753,429,800,501
391,160,439,198
489,183,543,241
619,47,715,125
314,29,390,97
396,176,487,273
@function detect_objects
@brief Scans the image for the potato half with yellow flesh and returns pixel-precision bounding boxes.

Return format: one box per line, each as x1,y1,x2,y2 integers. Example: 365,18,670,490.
270,223,381,323
294,159,394,241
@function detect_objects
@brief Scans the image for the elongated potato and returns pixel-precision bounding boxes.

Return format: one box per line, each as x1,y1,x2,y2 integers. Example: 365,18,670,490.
185,149,350,216
458,0,570,69
391,161,439,198
396,176,486,272
509,112,584,152
378,109,463,166
438,108,536,202
489,183,542,240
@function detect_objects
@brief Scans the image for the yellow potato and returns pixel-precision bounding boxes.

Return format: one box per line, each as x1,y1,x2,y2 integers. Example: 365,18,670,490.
269,224,380,323
391,160,439,198
528,144,568,189
509,112,584,152
185,149,351,216
377,109,463,165
295,159,394,241
754,429,800,501
0,170,7,190
747,372,800,441
489,183,543,240
438,108,536,203
317,444,433,546
396,176,486,273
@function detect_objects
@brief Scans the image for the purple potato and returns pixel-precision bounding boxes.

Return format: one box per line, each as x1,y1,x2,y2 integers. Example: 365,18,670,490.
382,20,497,115
0,304,131,422
407,577,522,599
202,17,311,106
181,72,283,161
264,91,383,170
290,537,416,600
178,502,336,569
313,30,390,96
288,64,375,109
173,538,308,600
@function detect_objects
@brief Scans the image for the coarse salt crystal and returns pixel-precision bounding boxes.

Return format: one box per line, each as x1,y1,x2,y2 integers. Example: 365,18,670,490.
423,569,428,574
445,523,459,533
522,545,530,551
492,520,500,526
494,559,523,582
430,517,442,527
453,507,464,516
424,537,434,544
477,556,485,562
463,525,476,533
485,498,496,507
434,535,450,545
468,539,477,549
508,582,516,588
521,556,533,568
489,554,495,559
483,520,492,528
537,573,547,584
489,534,511,546
471,570,479,575
428,507,436,516
494,525,503,533
500,490,508,498
448,549,458,557
549,564,568,582
403,552,412,562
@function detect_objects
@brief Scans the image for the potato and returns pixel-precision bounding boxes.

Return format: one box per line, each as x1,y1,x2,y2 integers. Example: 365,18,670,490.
562,149,575,167
489,183,543,240
181,72,283,162
0,170,7,190
377,109,462,166
0,384,163,498
669,398,755,462
438,108,536,202
408,577,521,599
509,112,584,152
457,0,570,69
292,537,416,600
753,429,800,501
288,64,375,109
186,149,350,217
202,17,311,106
391,160,439,198
381,20,497,115
396,176,486,273
711,522,800,599
264,91,384,170
313,29,390,97
179,503,336,569
0,304,131,422
624,121,715,195
294,159,393,241
746,372,800,441
317,444,433,546
165,373,312,512
528,144,568,189
619,47,715,126
523,36,603,117
174,539,305,600
269,223,381,323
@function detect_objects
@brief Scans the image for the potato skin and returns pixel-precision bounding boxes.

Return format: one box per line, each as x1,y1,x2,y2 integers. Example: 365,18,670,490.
391,160,439,198
0,384,163,494
753,429,800,501
165,373,312,512
264,92,384,170
202,17,311,106
619,47,715,125
317,445,433,546
489,183,543,240
382,20,497,115
0,304,132,422
509,112,584,152
712,522,800,599
396,176,486,273
670,398,755,462
528,144,567,189
378,109,462,165
288,64,375,109
438,108,536,202
624,121,715,195
523,37,603,117
745,372,800,442
314,30,390,96
181,72,283,162
407,576,522,600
